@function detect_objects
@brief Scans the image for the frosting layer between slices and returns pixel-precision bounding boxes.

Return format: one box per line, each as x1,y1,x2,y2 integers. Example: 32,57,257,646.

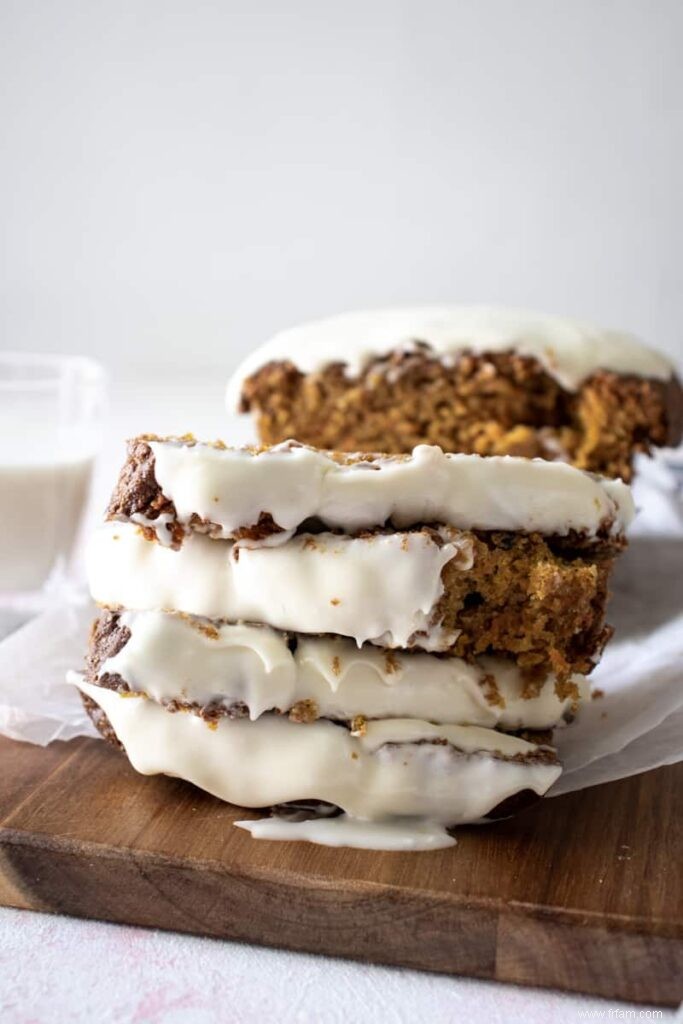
88,523,472,650
95,610,587,730
78,680,562,825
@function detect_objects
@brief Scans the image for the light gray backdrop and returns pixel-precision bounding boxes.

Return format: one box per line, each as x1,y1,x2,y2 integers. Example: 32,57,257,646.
1,0,681,376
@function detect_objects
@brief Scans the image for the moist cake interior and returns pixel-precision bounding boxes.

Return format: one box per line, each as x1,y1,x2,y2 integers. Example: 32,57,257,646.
239,349,682,481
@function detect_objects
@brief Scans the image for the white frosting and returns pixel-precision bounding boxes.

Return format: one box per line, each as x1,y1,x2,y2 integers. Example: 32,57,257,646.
226,305,674,405
87,523,472,650
148,441,634,541
130,511,176,547
77,679,561,825
101,610,587,730
234,815,457,850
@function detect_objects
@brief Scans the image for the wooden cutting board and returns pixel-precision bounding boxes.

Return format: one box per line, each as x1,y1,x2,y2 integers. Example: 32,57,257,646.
0,735,680,1006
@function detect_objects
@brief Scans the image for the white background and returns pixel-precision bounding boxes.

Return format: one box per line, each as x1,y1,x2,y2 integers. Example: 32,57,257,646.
1,0,682,379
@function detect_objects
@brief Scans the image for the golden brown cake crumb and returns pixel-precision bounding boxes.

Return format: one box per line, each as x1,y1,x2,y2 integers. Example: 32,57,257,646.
239,349,683,481
480,673,506,708
350,715,368,737
288,699,319,724
429,529,613,679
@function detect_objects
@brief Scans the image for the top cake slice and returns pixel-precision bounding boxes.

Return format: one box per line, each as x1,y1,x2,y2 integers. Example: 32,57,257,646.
226,306,683,481
108,435,633,550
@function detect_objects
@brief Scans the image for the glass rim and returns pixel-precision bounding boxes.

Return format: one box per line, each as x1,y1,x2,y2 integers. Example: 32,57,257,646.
0,352,106,392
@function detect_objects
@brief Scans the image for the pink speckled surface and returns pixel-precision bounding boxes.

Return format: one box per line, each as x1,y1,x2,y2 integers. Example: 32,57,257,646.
0,908,672,1023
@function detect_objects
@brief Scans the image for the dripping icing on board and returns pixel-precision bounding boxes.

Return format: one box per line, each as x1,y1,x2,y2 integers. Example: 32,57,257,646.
234,814,457,851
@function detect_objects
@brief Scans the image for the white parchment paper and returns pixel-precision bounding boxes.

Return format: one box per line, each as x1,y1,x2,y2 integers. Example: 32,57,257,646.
0,456,680,798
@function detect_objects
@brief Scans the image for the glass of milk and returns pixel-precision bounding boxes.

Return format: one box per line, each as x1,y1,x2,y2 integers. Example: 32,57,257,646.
0,353,106,613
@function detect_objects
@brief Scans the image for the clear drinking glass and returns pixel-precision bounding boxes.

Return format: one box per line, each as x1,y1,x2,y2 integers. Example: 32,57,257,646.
0,353,106,618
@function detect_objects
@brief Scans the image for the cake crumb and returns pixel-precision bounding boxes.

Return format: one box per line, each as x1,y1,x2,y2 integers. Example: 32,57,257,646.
480,673,506,708
555,677,580,703
384,650,400,675
189,618,220,640
288,699,319,724
350,715,367,737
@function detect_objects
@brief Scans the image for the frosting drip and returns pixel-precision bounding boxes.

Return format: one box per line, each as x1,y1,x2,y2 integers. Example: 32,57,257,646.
234,815,458,851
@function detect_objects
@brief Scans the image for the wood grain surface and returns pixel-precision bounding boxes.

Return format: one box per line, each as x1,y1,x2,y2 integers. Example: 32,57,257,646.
0,735,680,1006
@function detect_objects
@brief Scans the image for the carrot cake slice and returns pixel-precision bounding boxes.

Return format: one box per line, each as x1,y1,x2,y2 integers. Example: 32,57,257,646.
227,307,683,481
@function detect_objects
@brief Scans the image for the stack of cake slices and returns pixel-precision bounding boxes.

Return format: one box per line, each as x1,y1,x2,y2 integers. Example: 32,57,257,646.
228,306,683,482
74,436,633,849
